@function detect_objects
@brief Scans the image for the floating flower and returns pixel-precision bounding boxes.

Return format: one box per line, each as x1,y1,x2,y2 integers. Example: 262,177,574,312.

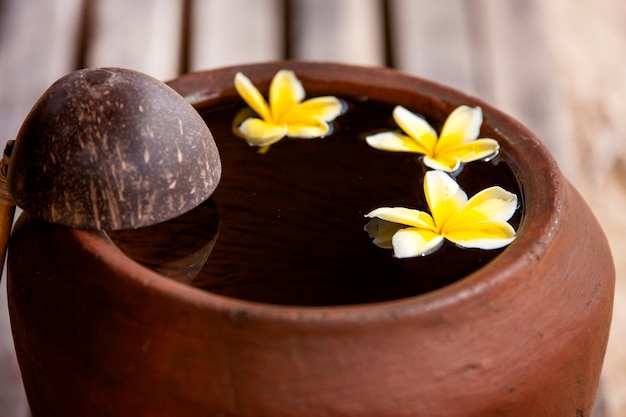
233,70,344,150
365,170,517,258
365,105,499,172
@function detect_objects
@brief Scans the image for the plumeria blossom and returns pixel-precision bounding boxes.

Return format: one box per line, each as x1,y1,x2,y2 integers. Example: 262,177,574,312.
365,105,500,172
233,70,344,150
365,170,518,258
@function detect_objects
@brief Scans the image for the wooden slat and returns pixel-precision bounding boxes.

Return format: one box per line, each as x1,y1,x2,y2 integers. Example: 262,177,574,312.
0,280,29,417
541,2,626,417
388,0,476,95
0,0,84,140
84,0,184,80
189,0,284,71
289,0,385,66
478,0,577,180
0,0,85,414
389,0,576,181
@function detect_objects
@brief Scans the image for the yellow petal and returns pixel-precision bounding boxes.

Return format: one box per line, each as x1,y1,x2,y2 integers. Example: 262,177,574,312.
464,186,518,220
423,170,467,229
237,117,287,146
444,221,516,250
282,96,344,124
285,119,331,138
365,131,419,153
269,70,305,123
392,227,445,258
366,207,436,230
364,218,406,249
232,107,256,137
392,106,438,154
437,105,482,151
234,72,272,123
423,154,461,172
448,138,500,163
446,186,518,228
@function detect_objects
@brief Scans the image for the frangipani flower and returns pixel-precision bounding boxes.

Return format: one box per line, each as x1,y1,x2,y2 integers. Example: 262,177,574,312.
233,70,344,149
365,105,499,172
365,170,517,258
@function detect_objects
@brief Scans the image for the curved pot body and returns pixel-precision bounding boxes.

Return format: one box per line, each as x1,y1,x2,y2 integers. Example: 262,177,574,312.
8,62,614,417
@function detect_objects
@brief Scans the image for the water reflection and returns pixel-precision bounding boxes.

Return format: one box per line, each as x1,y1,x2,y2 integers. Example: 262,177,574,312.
108,199,220,284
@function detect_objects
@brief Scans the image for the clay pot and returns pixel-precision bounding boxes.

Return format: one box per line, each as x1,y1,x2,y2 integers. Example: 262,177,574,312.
7,62,614,416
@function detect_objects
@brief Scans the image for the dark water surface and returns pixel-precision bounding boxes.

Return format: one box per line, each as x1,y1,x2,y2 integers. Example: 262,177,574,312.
110,99,523,306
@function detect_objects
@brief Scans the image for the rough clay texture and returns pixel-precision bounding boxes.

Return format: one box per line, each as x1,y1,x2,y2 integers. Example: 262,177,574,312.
7,63,614,417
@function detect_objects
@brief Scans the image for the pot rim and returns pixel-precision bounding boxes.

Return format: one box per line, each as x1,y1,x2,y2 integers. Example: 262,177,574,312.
76,61,566,323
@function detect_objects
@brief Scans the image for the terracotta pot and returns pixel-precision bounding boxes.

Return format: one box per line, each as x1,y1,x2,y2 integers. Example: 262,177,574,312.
7,62,614,417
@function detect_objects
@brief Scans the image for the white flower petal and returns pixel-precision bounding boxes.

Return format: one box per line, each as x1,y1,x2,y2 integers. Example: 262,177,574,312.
234,72,272,123
365,131,414,152
286,119,330,138
451,138,500,163
283,96,344,123
445,221,516,250
364,218,406,249
365,207,435,229
423,171,467,228
269,70,306,122
465,186,518,222
392,228,444,258
423,155,461,173
440,105,482,146
237,118,287,147
393,106,438,143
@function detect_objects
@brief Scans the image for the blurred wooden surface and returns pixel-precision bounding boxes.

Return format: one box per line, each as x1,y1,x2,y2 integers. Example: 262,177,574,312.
0,0,623,416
